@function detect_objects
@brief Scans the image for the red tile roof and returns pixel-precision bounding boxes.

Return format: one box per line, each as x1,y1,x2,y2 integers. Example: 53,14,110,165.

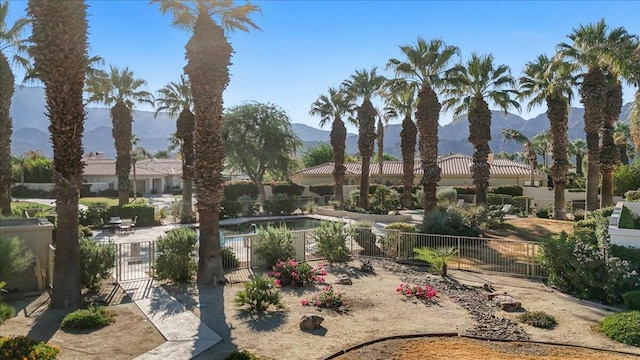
295,153,544,177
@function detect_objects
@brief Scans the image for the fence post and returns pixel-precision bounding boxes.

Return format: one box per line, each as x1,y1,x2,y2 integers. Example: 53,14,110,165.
115,244,120,282
457,236,461,270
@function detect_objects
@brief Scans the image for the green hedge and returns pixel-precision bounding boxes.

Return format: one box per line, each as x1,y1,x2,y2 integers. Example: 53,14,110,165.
601,311,640,347
490,185,523,197
106,204,157,227
224,181,258,201
309,184,334,197
272,182,305,197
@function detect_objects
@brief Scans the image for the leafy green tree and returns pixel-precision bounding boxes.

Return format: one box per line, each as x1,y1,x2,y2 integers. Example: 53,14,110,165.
0,236,33,280
443,53,520,205
387,37,460,212
224,102,301,205
309,87,355,203
372,153,399,161
153,150,170,159
153,0,261,286
301,143,333,168
558,19,636,210
519,54,577,219
0,1,30,216
86,66,153,206
343,67,387,210
28,0,89,308
155,74,195,223
614,165,640,196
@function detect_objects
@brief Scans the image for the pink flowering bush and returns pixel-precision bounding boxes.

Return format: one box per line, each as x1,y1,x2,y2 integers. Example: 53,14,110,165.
396,283,437,301
268,259,327,288
301,286,345,309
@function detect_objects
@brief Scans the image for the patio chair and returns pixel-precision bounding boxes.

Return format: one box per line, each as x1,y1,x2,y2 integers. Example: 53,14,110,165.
501,204,512,213
130,216,138,234
100,218,113,234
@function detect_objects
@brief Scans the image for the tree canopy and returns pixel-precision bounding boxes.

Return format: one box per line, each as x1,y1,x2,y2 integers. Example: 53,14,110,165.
301,143,333,168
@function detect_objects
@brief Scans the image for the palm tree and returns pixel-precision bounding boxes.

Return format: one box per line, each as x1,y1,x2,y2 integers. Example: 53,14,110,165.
532,131,552,169
519,54,577,219
155,74,195,223
569,139,587,176
343,67,387,209
375,106,392,183
382,80,418,208
557,19,636,210
502,129,537,186
0,1,30,216
627,44,640,150
600,78,623,207
309,87,355,203
152,0,260,285
614,121,632,165
86,66,153,206
387,38,460,212
131,134,152,197
28,0,88,308
443,53,520,206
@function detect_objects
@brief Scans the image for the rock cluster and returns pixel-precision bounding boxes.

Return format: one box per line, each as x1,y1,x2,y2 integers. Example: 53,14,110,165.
299,314,324,331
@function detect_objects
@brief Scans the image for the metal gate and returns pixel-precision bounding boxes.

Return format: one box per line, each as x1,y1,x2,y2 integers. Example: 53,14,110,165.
115,241,156,282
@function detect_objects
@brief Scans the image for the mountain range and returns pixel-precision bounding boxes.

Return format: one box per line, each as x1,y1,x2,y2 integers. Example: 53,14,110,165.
9,85,633,159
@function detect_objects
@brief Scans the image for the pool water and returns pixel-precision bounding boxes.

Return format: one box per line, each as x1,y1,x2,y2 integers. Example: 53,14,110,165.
221,217,324,235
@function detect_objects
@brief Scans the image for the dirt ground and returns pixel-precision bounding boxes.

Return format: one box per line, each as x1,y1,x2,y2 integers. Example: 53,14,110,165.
0,284,164,360
333,337,639,360
485,217,575,242
166,260,640,360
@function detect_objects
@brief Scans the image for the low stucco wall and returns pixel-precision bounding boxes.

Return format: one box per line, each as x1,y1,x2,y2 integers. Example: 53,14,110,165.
0,218,54,292
316,206,411,223
609,201,640,248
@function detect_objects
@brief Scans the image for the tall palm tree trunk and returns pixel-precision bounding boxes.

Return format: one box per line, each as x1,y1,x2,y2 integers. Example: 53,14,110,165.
185,13,230,285
177,109,195,223
28,0,88,308
0,52,14,216
400,114,417,208
582,68,606,211
357,99,376,209
600,82,622,208
468,97,491,206
416,85,441,212
576,153,584,177
617,144,629,165
547,95,569,219
330,116,346,203
112,101,132,205
377,118,384,182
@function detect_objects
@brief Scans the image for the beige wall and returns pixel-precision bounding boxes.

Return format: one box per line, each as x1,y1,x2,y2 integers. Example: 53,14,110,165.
0,218,54,292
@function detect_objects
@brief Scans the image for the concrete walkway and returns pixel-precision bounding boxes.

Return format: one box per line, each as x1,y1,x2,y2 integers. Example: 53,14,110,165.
122,281,221,360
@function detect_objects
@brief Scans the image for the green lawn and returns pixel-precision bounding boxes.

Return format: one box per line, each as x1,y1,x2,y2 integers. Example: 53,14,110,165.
7,201,55,218
79,197,146,207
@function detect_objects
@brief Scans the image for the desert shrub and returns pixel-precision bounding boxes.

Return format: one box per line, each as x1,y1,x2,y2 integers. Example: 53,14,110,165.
272,182,305,197
351,223,383,256
309,184,334,197
221,248,240,270
540,215,640,304
254,226,295,267
413,247,458,277
385,222,416,233
234,275,284,313
575,218,599,231
0,296,15,324
224,181,258,201
518,311,557,329
484,206,506,229
303,200,317,214
313,221,349,263
623,291,640,311
610,245,640,272
78,225,93,238
368,185,400,215
626,190,640,202
79,203,108,226
60,305,114,330
224,350,259,360
490,185,523,197
342,189,368,214
601,311,640,347
421,206,480,237
155,227,198,282
536,205,552,218
396,283,438,301
587,206,615,219
0,236,33,280
269,260,326,287
0,336,59,360
436,187,457,205
220,199,242,219
301,285,344,309
264,194,296,215
79,238,116,291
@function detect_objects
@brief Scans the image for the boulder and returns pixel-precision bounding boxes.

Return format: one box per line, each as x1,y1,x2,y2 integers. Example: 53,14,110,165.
492,295,522,311
299,314,324,331
334,274,352,285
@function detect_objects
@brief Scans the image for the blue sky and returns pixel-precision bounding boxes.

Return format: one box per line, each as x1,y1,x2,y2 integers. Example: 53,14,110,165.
6,0,640,132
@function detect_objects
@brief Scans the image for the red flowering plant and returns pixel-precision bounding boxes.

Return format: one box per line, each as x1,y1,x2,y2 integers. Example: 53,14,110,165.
396,283,438,301
301,286,345,309
268,259,327,288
